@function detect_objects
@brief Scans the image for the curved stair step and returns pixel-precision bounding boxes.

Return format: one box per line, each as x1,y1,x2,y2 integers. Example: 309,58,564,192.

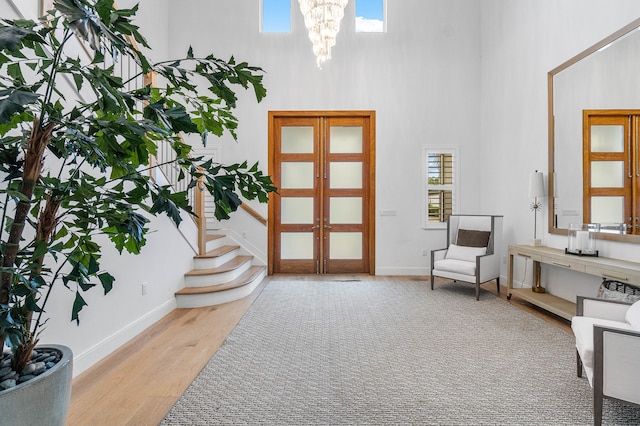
177,266,265,295
194,245,240,269
185,256,253,287
175,266,266,308
185,256,253,276
205,234,225,251
195,245,240,259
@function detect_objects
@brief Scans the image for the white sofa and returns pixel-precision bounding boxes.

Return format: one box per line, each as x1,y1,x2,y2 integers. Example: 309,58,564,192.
571,296,640,426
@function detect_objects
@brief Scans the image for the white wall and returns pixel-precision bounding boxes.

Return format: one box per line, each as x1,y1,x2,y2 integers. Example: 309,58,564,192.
480,0,640,298
5,0,640,376
119,0,171,61
40,214,197,376
166,0,483,275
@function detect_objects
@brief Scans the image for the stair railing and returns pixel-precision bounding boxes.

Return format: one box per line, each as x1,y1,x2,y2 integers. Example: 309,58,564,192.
240,203,267,226
99,23,206,252
104,6,261,255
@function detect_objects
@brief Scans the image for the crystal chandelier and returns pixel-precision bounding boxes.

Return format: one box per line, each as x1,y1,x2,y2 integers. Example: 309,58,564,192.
298,0,348,68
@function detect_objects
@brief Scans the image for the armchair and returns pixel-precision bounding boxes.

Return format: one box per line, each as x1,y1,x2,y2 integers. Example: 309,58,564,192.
430,215,503,300
572,297,640,426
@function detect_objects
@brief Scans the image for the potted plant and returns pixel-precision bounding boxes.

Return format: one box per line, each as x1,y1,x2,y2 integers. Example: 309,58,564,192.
0,0,276,423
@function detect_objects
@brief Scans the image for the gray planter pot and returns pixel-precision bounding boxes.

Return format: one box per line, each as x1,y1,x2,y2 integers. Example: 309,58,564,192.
0,344,73,426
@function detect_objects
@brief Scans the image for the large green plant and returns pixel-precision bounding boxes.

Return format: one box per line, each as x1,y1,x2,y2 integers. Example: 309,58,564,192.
0,0,276,372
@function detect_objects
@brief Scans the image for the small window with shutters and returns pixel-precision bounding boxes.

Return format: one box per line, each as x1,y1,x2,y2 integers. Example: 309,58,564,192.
423,147,459,229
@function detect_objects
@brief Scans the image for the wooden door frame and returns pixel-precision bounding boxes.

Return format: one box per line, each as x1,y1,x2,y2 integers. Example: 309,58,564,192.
267,110,376,275
583,110,639,233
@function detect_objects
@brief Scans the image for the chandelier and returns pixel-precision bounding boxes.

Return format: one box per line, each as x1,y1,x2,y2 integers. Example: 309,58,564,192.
298,0,348,68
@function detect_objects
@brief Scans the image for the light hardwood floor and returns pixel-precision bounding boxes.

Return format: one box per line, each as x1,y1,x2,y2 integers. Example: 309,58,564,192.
65,276,571,425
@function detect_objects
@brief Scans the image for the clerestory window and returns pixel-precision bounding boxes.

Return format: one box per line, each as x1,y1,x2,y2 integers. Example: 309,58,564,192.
262,0,385,34
356,0,385,32
262,0,291,33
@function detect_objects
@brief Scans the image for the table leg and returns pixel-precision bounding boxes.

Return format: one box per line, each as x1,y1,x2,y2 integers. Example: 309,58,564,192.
532,260,545,293
507,252,514,300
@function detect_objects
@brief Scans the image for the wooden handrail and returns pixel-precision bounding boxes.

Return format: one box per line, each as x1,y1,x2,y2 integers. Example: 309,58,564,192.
195,173,206,255
240,203,267,226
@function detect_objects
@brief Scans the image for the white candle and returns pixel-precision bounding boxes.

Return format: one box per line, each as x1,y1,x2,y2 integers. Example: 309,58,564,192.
575,231,588,251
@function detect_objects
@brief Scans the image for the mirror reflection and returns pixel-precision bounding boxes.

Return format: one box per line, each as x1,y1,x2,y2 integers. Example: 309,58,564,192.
549,17,640,240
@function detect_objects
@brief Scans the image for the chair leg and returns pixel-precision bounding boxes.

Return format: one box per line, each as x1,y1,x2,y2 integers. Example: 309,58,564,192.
576,350,582,378
430,274,434,290
496,277,500,293
594,389,603,426
475,280,480,301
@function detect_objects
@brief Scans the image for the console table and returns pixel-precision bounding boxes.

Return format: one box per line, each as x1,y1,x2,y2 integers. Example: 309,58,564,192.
507,245,640,320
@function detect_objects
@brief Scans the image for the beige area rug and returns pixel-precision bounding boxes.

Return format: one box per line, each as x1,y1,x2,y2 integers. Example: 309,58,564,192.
161,280,640,425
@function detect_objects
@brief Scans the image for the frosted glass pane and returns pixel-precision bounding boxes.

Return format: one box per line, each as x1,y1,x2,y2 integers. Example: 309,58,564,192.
281,162,314,189
591,125,624,152
330,162,362,189
281,127,314,153
330,197,362,224
330,232,362,259
281,197,314,224
591,196,624,224
281,233,314,259
330,126,362,153
591,161,624,188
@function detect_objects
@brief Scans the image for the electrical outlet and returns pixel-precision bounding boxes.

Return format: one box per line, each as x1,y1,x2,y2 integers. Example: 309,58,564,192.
422,249,429,256
502,255,507,264
142,282,148,296
241,231,247,239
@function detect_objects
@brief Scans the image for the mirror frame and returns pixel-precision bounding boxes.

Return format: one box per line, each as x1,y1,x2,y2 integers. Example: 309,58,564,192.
548,17,640,242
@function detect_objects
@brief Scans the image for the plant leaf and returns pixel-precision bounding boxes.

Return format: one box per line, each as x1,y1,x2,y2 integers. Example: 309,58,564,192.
71,292,88,325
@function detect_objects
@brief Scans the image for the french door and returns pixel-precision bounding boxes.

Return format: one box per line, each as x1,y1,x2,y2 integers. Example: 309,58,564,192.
268,111,376,274
583,110,640,234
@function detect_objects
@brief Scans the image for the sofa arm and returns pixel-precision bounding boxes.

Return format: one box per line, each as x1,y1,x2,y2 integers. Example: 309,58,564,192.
477,252,500,283
431,248,447,263
594,325,640,404
577,296,631,322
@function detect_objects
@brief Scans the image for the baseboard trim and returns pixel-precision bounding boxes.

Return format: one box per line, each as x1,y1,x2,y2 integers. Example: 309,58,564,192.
72,298,177,377
222,229,267,265
375,267,430,276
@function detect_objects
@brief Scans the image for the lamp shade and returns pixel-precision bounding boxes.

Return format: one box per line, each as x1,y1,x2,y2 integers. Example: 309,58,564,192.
528,171,545,198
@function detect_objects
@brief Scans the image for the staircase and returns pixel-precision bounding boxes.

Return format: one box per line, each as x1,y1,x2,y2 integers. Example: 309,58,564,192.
175,234,267,308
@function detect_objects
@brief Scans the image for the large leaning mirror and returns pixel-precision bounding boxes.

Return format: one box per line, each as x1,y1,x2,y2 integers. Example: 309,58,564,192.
549,17,640,242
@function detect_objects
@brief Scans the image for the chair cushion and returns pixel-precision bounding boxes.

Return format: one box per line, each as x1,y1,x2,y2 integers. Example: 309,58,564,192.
445,244,486,262
456,229,491,247
625,300,640,330
571,316,635,370
433,258,476,276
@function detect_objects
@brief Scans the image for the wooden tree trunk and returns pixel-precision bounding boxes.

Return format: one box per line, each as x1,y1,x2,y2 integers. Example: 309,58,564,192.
0,120,54,360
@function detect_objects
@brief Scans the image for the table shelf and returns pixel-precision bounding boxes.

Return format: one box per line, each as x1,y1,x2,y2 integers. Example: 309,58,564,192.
507,288,575,320
507,244,640,320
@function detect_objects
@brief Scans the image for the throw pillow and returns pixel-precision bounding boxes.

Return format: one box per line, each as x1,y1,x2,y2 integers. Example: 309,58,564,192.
626,299,640,329
456,229,491,248
445,244,487,262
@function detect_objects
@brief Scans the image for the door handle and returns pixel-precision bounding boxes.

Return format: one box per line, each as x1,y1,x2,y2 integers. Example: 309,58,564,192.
629,117,633,178
311,225,320,229
324,225,332,229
